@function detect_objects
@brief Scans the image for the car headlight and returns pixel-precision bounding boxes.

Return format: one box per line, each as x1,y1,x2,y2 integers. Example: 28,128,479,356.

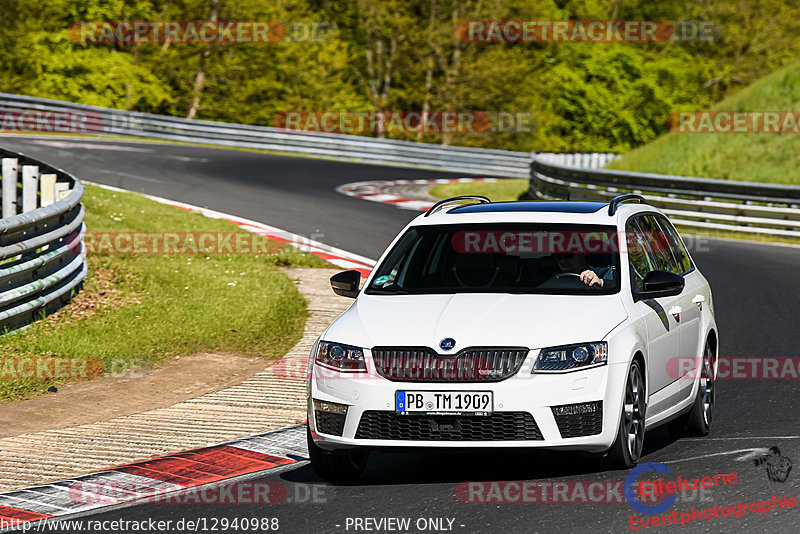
532,342,608,373
315,341,366,371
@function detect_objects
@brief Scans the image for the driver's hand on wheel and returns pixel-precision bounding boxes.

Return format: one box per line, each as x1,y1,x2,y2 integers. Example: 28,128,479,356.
580,269,603,287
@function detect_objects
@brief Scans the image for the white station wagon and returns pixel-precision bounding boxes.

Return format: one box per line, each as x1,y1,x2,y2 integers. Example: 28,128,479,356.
307,195,718,480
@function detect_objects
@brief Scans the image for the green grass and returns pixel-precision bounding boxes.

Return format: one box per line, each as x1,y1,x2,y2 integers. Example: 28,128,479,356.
608,59,800,184
428,179,530,202
0,184,331,401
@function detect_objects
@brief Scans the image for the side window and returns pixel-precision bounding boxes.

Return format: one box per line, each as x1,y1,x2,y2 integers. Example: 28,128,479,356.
626,218,652,292
656,216,693,274
626,214,680,291
637,215,679,273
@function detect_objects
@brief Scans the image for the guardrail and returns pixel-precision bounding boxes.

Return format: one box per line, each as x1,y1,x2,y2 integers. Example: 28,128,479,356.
530,155,800,238
3,92,798,238
0,93,538,177
534,152,618,169
0,147,86,332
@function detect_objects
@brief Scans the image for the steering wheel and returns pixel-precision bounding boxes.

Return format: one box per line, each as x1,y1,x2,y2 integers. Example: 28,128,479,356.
546,271,603,290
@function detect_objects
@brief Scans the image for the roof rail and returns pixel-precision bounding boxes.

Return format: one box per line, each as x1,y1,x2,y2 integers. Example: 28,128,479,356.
608,194,647,216
424,195,491,217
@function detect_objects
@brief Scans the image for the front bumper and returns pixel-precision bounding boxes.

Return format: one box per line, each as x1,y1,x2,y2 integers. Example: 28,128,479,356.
308,359,628,453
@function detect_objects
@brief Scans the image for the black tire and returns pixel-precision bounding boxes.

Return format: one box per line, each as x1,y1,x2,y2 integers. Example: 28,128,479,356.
307,426,369,482
685,343,715,436
606,360,646,469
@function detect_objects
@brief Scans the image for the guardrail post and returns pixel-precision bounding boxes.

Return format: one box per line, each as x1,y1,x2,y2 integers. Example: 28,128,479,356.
22,165,39,212
54,182,70,200
40,174,57,207
2,157,19,217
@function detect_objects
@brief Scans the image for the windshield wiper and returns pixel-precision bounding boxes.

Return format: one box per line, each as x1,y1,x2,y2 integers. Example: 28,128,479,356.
367,286,411,295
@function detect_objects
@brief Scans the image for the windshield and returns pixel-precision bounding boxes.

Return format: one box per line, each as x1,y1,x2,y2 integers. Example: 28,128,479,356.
366,223,620,295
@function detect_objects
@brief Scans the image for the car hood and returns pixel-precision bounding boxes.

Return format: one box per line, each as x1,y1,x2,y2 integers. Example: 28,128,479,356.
323,293,628,350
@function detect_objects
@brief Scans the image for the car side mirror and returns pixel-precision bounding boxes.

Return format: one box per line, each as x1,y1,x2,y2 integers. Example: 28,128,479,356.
330,270,361,298
636,270,685,300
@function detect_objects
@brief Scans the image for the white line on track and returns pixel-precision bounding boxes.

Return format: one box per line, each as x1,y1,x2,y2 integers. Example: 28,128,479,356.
662,448,772,464
734,449,773,461
29,140,155,152
682,436,800,440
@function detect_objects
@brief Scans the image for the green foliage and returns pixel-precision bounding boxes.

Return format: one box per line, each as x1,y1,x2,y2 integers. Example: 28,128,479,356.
7,32,173,110
1,0,799,153
609,59,800,184
540,46,713,152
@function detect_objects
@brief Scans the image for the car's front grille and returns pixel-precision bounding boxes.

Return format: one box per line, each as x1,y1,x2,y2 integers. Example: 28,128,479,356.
551,401,603,438
371,347,528,382
355,411,543,441
315,411,346,436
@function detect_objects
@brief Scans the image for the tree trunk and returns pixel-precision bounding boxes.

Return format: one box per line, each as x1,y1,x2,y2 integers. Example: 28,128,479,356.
441,0,464,146
418,0,437,142
357,0,402,138
186,0,218,120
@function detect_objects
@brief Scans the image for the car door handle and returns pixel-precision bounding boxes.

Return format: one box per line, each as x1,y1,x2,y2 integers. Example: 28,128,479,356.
669,305,682,321
692,294,705,310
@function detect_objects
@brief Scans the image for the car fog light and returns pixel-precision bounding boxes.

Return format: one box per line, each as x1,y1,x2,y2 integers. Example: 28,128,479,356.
552,401,602,416
313,399,349,415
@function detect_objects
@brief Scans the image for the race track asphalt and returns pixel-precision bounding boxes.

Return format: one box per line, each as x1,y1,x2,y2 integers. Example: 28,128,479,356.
2,136,799,534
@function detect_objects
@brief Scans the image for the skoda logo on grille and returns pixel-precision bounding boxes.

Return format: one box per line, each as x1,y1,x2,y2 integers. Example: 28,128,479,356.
439,338,456,351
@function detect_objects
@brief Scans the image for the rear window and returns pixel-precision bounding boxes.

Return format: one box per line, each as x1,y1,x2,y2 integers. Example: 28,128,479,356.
366,224,621,295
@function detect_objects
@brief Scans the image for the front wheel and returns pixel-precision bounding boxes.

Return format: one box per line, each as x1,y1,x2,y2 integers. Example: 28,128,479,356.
307,426,369,482
606,360,646,469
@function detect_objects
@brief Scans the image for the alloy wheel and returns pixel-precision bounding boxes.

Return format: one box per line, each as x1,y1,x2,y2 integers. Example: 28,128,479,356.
624,364,646,461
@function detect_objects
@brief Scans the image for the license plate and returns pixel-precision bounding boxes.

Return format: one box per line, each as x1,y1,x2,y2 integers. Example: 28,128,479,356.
395,391,493,416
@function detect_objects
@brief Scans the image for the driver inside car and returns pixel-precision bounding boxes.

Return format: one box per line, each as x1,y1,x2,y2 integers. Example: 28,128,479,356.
554,252,614,287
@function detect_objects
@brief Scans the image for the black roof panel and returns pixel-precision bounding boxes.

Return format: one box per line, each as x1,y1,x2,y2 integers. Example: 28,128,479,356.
448,201,607,214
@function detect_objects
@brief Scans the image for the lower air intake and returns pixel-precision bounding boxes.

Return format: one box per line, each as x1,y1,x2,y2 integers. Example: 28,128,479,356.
355,411,542,441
